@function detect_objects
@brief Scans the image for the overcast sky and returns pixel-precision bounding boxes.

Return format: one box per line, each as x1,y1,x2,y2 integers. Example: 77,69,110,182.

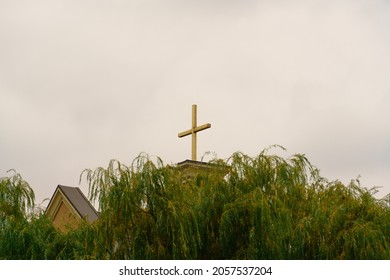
1,0,389,205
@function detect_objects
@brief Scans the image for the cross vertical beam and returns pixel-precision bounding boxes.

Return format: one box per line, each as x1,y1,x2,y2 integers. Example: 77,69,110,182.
178,104,211,161
192,104,197,161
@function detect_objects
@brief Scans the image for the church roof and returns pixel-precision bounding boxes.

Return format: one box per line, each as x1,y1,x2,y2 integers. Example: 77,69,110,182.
46,185,99,223
176,159,212,168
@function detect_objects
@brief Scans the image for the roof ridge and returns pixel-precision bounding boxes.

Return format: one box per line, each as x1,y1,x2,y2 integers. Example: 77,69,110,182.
74,186,99,216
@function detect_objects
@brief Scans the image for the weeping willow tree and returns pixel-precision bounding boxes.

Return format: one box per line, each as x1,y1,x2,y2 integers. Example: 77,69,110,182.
75,147,389,260
0,170,60,259
219,151,389,259
1,148,389,259
78,154,202,259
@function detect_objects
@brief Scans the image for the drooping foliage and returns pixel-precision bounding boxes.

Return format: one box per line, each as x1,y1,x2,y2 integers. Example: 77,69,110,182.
1,148,389,259
0,170,58,259
0,169,35,222
79,154,202,259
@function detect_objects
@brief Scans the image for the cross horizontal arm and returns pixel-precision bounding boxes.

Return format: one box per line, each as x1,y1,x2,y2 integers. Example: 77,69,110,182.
178,123,211,138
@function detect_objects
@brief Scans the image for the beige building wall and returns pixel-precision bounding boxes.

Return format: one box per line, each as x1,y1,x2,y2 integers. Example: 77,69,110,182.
52,201,80,232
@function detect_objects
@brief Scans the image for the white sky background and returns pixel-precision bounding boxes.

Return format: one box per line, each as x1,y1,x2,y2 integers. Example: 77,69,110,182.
1,0,389,205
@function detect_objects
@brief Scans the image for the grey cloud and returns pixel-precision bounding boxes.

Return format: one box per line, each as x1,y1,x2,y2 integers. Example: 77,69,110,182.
1,0,389,202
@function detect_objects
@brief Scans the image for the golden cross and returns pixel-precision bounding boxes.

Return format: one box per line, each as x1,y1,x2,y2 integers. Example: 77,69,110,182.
178,104,211,161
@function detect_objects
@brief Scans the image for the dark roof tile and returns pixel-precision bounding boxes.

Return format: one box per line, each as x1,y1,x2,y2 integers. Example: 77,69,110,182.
57,185,99,222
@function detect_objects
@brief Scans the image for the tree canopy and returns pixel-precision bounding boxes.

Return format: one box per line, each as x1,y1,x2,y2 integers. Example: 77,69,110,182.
1,148,389,259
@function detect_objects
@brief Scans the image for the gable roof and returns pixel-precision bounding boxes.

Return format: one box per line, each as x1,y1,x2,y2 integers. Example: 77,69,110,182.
46,185,99,224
